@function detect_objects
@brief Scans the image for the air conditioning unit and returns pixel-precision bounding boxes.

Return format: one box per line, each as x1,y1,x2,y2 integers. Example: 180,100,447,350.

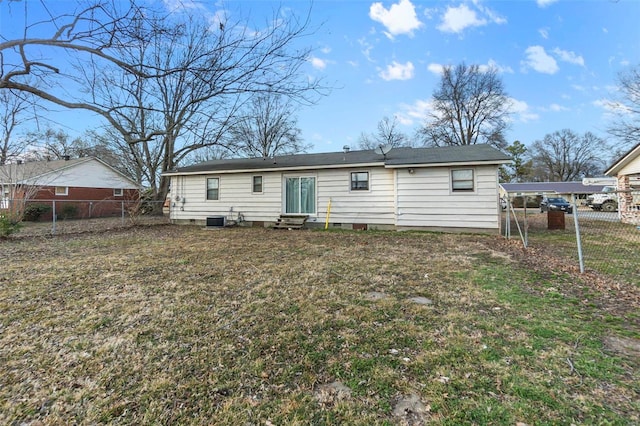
206,216,225,228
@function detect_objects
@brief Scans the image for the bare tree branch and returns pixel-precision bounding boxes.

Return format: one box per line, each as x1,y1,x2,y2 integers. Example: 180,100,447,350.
358,116,413,150
418,63,511,149
607,64,640,152
529,129,607,181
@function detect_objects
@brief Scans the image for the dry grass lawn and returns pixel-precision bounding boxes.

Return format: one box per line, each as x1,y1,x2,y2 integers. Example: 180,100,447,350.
1,225,638,425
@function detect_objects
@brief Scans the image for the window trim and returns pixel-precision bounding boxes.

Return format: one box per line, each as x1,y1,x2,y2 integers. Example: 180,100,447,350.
350,171,370,192
113,188,123,197
55,186,68,196
451,168,475,193
206,177,220,201
252,175,263,194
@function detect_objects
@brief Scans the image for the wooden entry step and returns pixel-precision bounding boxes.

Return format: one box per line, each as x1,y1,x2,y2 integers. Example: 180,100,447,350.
273,215,308,230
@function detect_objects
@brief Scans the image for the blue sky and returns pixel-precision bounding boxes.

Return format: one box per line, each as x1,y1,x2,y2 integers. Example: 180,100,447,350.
2,0,639,158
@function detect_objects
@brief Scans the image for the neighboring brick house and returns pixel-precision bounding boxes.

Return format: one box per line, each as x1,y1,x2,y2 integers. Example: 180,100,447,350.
0,157,141,220
605,142,640,225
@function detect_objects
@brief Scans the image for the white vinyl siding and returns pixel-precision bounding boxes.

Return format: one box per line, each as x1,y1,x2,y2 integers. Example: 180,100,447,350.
317,168,395,225
396,166,500,230
169,173,282,222
168,164,501,232
619,155,640,176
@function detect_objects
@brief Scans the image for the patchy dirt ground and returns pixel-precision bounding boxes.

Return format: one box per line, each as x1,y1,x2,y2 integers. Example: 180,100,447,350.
1,224,638,424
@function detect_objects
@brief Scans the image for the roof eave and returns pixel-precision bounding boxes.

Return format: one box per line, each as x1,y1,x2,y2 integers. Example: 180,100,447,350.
385,159,510,169
605,142,640,176
163,161,387,176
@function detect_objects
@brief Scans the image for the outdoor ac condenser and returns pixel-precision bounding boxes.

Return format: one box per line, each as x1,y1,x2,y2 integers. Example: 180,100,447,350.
206,216,225,228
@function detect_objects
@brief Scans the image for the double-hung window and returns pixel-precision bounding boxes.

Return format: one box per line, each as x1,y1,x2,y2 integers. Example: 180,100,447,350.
252,176,263,193
206,177,219,200
451,169,474,192
350,172,369,191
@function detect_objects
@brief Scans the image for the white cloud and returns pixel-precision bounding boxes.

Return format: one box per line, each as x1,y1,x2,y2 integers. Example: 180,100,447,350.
163,0,206,12
508,98,539,122
539,27,549,39
436,3,505,34
428,60,512,76
474,1,507,25
437,4,487,33
522,45,559,74
369,0,423,38
549,103,569,112
427,63,445,75
309,56,328,70
593,99,631,114
479,59,514,74
358,37,375,63
380,61,415,81
552,48,585,66
537,0,559,7
396,99,434,125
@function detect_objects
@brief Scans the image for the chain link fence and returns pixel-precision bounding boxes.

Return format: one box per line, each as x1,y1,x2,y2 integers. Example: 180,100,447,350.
502,189,640,286
1,198,170,237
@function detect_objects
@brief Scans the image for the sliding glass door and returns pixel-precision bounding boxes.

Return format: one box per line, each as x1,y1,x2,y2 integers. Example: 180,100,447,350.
285,176,316,214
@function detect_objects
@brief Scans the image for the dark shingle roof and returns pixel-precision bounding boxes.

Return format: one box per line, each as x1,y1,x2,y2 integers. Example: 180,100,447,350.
167,144,511,175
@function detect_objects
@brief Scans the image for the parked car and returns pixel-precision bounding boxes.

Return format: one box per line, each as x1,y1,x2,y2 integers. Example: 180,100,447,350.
540,197,573,214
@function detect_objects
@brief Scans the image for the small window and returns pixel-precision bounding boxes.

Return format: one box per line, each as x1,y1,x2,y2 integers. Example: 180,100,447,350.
55,186,68,196
451,169,474,192
252,176,263,193
113,188,123,197
206,177,219,200
351,172,369,191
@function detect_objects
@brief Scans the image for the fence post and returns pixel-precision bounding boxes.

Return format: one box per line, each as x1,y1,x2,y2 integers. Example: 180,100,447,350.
505,198,510,238
121,201,125,225
523,201,528,248
572,193,585,273
52,200,56,234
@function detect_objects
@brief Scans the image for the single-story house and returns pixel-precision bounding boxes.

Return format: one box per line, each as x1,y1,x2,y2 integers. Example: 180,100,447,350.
0,156,141,220
605,142,640,224
163,144,511,233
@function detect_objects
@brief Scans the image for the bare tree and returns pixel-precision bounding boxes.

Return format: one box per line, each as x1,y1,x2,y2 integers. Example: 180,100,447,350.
1,1,327,204
418,63,511,149
228,94,309,158
529,129,607,182
607,64,640,152
0,89,36,164
358,116,412,150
